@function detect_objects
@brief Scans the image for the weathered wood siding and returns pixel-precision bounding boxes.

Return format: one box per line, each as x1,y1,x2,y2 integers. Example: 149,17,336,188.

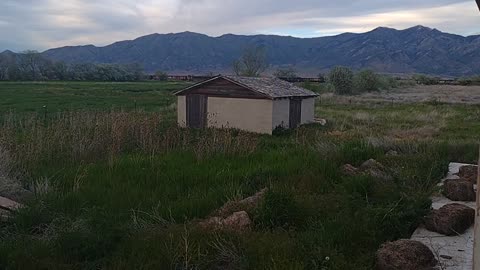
207,97,273,134
179,78,268,99
186,95,208,128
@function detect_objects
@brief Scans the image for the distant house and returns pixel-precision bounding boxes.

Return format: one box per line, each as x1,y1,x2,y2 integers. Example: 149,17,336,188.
174,75,318,134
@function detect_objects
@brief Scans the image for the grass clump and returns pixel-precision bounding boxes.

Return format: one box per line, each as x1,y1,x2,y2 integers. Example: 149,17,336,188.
254,188,303,229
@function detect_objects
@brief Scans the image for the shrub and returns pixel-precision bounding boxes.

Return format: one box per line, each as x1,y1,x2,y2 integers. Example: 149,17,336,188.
328,66,354,95
274,67,298,79
354,70,380,93
154,71,168,81
413,74,439,85
458,77,472,86
458,76,480,86
380,75,399,89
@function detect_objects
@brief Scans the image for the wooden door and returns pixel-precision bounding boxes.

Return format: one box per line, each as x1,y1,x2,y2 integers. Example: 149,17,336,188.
186,95,207,128
289,99,302,129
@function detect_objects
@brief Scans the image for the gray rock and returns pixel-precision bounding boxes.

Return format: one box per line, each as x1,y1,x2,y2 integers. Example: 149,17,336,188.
198,211,252,232
443,179,476,202
424,203,475,236
376,239,437,270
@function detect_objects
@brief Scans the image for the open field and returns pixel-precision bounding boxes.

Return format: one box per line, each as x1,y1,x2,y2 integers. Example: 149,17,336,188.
320,84,480,104
0,81,191,113
0,81,479,269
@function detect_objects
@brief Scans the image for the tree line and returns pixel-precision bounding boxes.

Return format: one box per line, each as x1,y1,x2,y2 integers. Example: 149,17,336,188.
0,51,145,81
232,46,399,94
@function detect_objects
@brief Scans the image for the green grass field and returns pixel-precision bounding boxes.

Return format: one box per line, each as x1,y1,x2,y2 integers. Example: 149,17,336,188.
0,81,191,113
0,81,479,269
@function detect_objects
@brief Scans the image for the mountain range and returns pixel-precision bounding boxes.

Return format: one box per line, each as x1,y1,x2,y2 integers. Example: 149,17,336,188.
11,25,480,77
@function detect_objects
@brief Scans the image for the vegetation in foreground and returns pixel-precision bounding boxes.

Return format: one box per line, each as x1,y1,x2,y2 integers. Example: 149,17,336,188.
0,81,479,270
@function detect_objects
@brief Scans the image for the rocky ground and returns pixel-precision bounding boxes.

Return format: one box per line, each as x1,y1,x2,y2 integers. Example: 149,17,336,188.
377,163,478,270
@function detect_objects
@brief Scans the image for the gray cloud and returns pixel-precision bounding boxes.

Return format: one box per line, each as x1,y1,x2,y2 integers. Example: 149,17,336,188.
0,0,478,51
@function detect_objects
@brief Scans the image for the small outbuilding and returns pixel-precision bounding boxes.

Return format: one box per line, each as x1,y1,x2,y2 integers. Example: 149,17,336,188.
174,75,319,134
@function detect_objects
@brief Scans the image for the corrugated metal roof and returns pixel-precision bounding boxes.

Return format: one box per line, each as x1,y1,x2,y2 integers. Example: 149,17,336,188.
175,75,319,99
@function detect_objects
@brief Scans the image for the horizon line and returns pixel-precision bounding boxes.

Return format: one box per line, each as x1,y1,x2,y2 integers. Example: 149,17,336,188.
2,24,478,53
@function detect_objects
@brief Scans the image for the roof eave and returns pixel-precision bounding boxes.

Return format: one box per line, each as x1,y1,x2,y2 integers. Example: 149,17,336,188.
173,76,222,96
173,75,274,99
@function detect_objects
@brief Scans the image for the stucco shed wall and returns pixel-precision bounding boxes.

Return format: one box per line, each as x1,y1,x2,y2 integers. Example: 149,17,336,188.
272,99,290,130
177,96,187,127
301,97,315,124
207,97,273,134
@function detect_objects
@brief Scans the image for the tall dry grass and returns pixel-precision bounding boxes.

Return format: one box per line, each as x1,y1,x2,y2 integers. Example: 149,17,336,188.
0,111,259,175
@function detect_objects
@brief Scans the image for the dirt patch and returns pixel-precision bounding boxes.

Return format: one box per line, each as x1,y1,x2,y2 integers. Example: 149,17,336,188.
321,85,480,104
424,203,475,236
456,165,478,184
443,179,476,202
375,239,437,270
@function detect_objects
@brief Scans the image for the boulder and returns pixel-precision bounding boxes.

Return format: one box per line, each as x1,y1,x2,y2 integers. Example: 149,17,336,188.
424,203,475,236
222,211,252,231
456,165,478,184
0,196,23,211
314,118,327,126
385,150,399,156
198,216,224,230
443,179,476,202
198,211,252,232
214,188,267,217
0,176,32,203
341,159,393,181
341,164,359,176
375,239,437,270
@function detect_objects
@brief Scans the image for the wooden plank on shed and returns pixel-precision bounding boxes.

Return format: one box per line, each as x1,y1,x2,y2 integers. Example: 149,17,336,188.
289,99,302,129
186,94,207,129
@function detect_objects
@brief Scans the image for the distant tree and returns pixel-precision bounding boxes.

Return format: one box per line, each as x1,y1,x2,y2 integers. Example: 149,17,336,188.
0,55,14,80
69,63,96,80
126,63,145,81
274,67,297,79
413,74,439,85
154,71,168,81
317,73,325,81
233,46,268,77
17,50,42,80
51,62,69,80
354,70,380,92
328,66,354,95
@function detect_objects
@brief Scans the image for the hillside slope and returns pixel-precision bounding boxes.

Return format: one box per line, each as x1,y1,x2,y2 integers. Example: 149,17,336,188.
40,26,480,76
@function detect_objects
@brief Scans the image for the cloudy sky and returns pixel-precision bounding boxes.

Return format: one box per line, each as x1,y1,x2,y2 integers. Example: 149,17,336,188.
1,0,479,51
